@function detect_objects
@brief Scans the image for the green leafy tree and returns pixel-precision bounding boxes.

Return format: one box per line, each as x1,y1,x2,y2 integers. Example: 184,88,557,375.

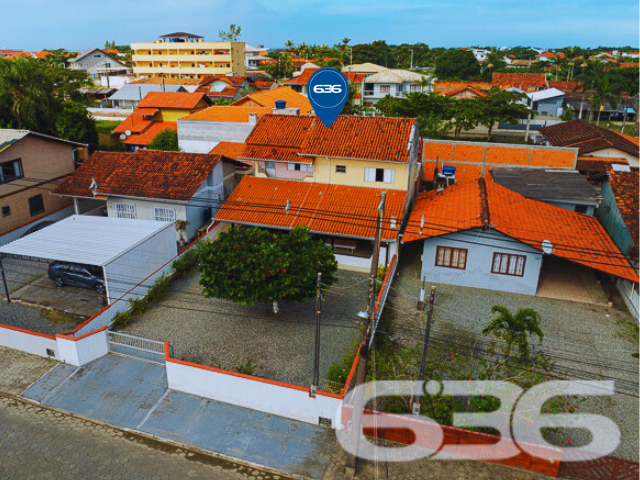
450,99,481,139
561,106,573,121
482,305,544,359
56,101,98,151
148,128,179,151
199,226,338,313
264,52,294,80
341,81,361,115
219,24,241,42
477,88,533,140
435,49,481,80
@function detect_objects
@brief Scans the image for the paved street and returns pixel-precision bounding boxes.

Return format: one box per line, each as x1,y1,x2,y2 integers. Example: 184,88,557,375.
0,395,287,480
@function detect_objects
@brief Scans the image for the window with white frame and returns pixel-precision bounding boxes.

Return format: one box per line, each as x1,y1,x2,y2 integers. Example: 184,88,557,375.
380,85,391,93
491,252,526,277
287,163,312,172
152,207,176,222
410,84,422,92
364,167,395,184
114,203,136,219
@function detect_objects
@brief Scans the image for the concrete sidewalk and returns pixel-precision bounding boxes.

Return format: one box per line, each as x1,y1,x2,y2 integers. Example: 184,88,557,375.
22,354,337,479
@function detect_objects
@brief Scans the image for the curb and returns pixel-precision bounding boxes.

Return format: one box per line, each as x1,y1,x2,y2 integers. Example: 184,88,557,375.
0,391,305,480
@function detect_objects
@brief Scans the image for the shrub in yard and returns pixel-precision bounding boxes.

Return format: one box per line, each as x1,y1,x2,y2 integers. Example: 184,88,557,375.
145,274,171,303
128,297,149,315
326,346,358,393
376,264,388,293
172,246,200,278
233,359,259,376
113,310,133,327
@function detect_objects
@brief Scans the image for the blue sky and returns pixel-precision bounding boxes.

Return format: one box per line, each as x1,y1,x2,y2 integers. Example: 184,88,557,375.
2,0,638,51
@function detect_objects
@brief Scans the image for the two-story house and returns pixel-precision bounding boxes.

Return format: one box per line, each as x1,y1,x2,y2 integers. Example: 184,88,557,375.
68,48,131,82
113,92,212,150
361,69,432,106
0,130,88,245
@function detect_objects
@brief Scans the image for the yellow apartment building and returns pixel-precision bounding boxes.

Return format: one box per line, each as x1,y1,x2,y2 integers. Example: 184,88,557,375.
131,32,246,79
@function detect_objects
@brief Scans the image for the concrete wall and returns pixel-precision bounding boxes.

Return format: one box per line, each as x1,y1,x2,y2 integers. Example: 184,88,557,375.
0,135,78,236
103,222,176,303
585,148,639,168
595,181,636,256
0,324,59,359
166,359,343,426
57,329,109,366
177,119,255,153
421,229,543,295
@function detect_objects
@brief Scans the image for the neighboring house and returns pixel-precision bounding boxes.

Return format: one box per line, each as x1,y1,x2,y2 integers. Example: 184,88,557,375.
490,168,600,215
507,59,536,68
342,63,388,75
214,176,405,271
526,88,565,116
421,139,578,184
576,155,630,181
403,179,637,296
113,92,212,149
131,32,246,79
548,81,583,94
361,69,432,105
53,150,242,242
282,68,366,96
108,84,187,109
245,45,268,71
536,52,565,62
442,85,489,99
230,86,314,114
595,166,639,318
199,75,252,101
177,105,273,153
68,48,132,81
240,115,421,220
538,120,639,167
128,77,207,93
470,48,490,62
492,72,547,92
0,130,88,244
433,81,492,94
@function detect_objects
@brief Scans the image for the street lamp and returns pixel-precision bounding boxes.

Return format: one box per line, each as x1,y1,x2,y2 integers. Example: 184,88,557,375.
410,49,414,70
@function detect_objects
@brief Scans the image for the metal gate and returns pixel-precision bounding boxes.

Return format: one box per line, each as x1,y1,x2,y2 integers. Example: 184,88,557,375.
107,331,171,364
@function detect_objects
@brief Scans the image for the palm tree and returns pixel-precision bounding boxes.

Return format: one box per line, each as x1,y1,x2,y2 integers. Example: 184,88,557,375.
285,40,295,51
482,305,544,359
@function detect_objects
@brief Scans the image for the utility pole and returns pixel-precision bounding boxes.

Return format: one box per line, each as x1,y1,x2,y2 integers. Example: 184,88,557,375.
345,192,386,477
311,272,322,395
412,286,435,415
0,255,10,304
410,49,414,70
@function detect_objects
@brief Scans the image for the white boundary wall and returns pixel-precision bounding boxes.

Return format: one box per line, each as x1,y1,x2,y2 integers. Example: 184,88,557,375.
166,360,344,427
0,325,60,360
57,330,109,366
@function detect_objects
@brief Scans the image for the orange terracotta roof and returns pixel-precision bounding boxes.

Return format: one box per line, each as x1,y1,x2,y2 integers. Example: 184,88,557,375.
55,150,221,201
404,179,638,282
113,108,159,134
575,155,628,173
32,51,52,59
548,81,583,93
608,168,639,254
242,115,417,164
537,52,565,59
618,62,640,68
433,81,492,93
3,51,33,59
208,141,246,160
253,80,275,90
181,106,273,123
442,85,488,97
121,121,177,146
207,75,249,87
540,120,639,157
137,91,208,109
230,86,313,114
620,134,639,146
242,145,305,163
282,68,320,85
208,86,241,97
103,49,120,55
214,176,405,241
492,73,546,90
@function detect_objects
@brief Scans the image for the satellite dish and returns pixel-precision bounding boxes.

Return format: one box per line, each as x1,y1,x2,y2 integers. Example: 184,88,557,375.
542,240,554,254
119,133,127,141
125,130,132,137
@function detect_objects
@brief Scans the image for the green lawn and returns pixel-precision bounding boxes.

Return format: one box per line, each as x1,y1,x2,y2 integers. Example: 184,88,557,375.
95,119,122,134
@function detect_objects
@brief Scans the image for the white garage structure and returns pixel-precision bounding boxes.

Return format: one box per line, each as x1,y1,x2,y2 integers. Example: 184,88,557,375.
0,215,176,305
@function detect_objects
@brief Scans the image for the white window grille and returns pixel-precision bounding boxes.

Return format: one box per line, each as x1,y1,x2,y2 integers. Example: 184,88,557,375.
114,203,136,219
153,207,176,222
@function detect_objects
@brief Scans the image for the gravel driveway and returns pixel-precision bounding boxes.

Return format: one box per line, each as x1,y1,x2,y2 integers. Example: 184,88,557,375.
120,269,368,387
388,242,639,461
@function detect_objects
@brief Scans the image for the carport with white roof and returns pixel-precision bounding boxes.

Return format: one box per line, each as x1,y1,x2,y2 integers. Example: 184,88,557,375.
0,215,176,305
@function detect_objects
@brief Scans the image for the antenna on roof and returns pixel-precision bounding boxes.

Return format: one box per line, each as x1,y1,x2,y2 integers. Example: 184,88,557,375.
420,213,424,236
285,199,290,216
89,178,99,197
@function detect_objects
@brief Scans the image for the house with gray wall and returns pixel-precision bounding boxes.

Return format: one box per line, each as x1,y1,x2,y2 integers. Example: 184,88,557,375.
68,48,131,80
402,178,637,297
526,88,565,117
108,84,187,109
